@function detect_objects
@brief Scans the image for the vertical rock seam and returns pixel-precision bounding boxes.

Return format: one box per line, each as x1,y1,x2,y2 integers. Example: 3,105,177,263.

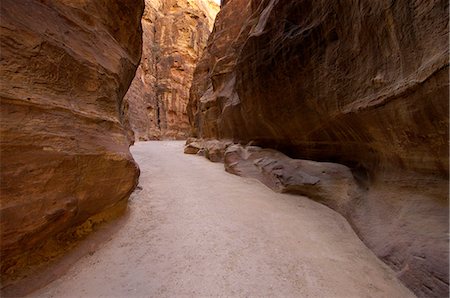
124,0,219,141
0,0,143,280
187,0,449,296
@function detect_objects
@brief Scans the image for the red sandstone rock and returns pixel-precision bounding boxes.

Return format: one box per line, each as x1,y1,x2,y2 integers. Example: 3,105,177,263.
124,0,219,141
0,0,143,277
188,0,449,296
184,140,204,154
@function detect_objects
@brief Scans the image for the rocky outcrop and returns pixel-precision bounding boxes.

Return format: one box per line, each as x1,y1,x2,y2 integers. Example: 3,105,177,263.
184,138,232,162
124,0,219,141
0,0,143,280
223,144,449,297
224,144,361,210
187,0,449,296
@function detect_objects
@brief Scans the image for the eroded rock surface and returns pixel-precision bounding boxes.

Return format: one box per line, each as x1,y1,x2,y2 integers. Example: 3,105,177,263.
0,0,143,279
187,0,449,296
224,144,361,211
124,0,219,141
184,138,232,162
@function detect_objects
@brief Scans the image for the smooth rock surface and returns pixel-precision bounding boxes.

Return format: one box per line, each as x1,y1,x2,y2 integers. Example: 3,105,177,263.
187,0,449,296
189,0,449,176
124,0,219,141
0,0,142,279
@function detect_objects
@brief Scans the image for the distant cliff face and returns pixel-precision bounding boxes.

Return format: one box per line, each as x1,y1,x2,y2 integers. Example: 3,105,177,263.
124,0,219,141
188,0,449,296
0,0,142,277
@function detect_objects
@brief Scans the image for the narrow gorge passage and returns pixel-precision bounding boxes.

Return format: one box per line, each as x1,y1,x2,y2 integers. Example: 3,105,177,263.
28,142,413,297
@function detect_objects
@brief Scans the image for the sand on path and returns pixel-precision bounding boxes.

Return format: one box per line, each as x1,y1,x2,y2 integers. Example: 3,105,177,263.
27,141,413,297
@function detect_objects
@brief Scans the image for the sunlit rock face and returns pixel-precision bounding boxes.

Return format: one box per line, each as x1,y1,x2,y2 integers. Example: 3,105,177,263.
187,0,449,296
124,0,219,141
0,0,143,275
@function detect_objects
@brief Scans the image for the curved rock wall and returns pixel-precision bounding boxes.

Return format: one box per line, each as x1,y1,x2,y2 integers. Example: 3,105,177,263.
188,0,449,296
0,0,143,277
124,0,219,141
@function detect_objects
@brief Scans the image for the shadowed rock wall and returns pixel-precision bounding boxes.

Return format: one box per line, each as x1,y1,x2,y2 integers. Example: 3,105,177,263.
187,0,449,296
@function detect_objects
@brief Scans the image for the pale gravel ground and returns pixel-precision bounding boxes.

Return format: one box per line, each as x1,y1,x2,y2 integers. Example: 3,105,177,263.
28,141,414,298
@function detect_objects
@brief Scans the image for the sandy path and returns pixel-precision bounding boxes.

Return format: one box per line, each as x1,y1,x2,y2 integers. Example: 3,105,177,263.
28,141,413,297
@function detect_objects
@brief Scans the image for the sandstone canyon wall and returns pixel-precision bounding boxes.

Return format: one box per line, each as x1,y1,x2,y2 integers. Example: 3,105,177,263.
124,0,219,141
187,0,449,296
0,0,143,279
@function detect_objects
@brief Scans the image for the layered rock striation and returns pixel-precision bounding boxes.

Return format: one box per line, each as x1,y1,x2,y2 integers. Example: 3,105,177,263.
187,0,449,296
0,0,143,278
124,0,219,141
